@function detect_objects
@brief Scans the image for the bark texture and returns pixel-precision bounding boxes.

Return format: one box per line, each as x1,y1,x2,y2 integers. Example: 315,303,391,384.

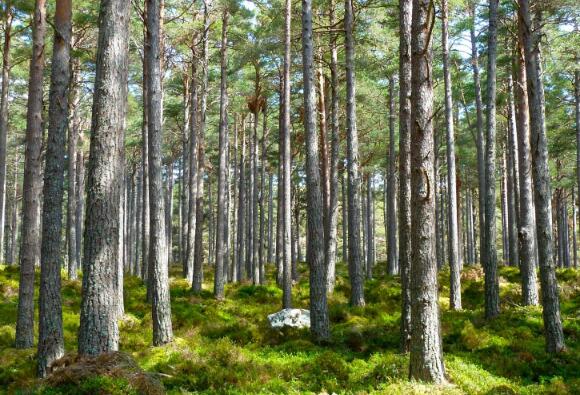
79,0,130,356
409,0,446,383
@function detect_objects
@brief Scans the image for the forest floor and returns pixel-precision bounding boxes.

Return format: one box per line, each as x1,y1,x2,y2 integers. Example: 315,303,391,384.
0,262,578,394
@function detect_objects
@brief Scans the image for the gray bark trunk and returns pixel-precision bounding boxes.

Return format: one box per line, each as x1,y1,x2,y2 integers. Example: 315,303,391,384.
281,0,293,308
214,10,229,299
409,0,446,382
507,74,520,268
398,0,412,354
67,59,81,280
38,0,71,374
468,1,486,269
79,0,130,356
366,175,374,278
301,0,330,341
15,0,45,350
483,0,500,319
442,0,461,310
146,0,173,346
0,1,13,264
237,118,247,282
515,37,539,305
518,1,565,353
345,0,364,306
387,78,398,276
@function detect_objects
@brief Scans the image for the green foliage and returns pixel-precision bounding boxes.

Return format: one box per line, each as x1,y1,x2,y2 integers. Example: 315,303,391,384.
0,263,579,394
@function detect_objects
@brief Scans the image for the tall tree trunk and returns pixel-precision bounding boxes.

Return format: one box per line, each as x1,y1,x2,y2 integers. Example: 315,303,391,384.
281,0,293,308
76,148,84,272
186,62,199,285
267,172,274,264
387,77,398,276
145,0,172,346
165,162,174,264
214,9,229,300
507,74,520,268
180,76,190,273
79,0,130,356
442,0,461,310
345,0,365,307
483,0,500,320
409,0,446,383
325,2,339,288
67,59,81,280
468,1,486,269
7,155,18,265
518,0,565,353
514,37,539,305
501,154,509,265
141,1,150,283
342,172,348,263
15,0,45,350
398,0,412,354
301,0,330,341
237,118,247,282
575,69,579,269
37,0,71,375
258,110,268,284
572,189,578,268
366,175,374,277
0,1,14,263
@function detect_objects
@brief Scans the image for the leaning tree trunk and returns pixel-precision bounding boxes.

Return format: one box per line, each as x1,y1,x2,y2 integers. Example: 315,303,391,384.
408,0,446,383
345,0,365,307
387,77,398,276
37,0,71,376
518,0,565,353
146,0,173,346
301,0,330,341
15,0,45,350
442,0,461,310
398,0,412,354
483,0,500,320
78,0,130,357
214,9,229,300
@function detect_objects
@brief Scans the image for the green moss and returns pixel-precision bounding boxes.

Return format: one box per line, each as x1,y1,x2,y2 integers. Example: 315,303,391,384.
0,263,579,394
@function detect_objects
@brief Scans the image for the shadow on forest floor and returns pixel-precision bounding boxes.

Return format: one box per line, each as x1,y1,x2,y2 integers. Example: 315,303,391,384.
0,262,578,394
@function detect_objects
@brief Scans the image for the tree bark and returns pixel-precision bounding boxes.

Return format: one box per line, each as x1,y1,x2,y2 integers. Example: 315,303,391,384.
324,0,339,294
507,74,520,268
67,59,81,280
514,37,539,305
146,0,173,345
79,0,130,356
186,61,198,285
409,0,446,383
214,9,229,300
468,1,486,269
366,175,375,277
398,0,412,354
0,1,14,263
37,0,71,375
237,118,247,282
442,0,461,310
15,0,45,350
483,0,500,320
345,0,364,307
301,0,330,341
518,0,565,353
387,77,398,276
281,0,293,309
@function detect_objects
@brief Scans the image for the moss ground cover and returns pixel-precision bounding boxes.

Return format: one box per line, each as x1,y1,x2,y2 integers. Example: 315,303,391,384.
0,263,578,394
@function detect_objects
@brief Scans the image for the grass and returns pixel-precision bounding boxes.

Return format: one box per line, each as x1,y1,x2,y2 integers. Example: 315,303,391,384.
0,262,578,394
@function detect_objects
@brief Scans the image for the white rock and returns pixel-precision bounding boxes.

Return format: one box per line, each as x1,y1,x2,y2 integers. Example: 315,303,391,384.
268,308,311,329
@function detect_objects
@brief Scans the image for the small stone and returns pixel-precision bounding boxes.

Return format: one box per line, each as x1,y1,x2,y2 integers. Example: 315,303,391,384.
267,308,310,329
